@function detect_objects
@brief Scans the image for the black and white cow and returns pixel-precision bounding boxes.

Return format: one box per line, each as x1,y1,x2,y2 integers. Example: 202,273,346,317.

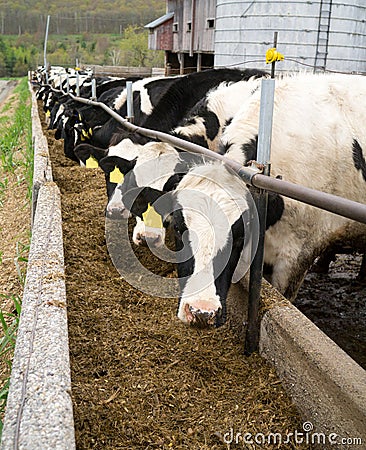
80,69,267,220
67,75,179,156
103,73,267,245
218,71,366,302
116,72,366,327
54,82,130,162
50,77,133,131
74,68,266,158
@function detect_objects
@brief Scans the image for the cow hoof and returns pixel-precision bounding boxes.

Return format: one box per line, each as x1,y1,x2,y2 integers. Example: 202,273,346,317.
184,304,220,328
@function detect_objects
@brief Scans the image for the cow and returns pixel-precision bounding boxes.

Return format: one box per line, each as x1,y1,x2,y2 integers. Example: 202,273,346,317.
116,72,366,327
74,68,267,158
54,83,129,162
66,75,179,157
79,69,267,223
102,73,267,245
122,162,257,327
49,77,134,131
218,71,366,302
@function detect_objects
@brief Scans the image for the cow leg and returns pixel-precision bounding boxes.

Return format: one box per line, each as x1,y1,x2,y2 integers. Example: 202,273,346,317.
270,246,318,302
311,249,336,274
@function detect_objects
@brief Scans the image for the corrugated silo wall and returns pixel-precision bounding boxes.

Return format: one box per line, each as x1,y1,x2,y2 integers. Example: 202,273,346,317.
214,0,366,73
328,1,366,72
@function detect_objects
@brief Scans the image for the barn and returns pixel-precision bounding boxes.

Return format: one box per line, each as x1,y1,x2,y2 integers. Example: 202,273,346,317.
145,0,216,74
145,0,366,74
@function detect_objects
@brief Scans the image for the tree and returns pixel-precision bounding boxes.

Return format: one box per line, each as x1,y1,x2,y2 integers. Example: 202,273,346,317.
109,48,121,66
119,24,163,68
120,25,149,67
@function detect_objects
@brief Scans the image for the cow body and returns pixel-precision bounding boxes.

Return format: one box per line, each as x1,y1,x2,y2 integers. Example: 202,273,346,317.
74,75,178,151
220,72,366,301
123,72,366,326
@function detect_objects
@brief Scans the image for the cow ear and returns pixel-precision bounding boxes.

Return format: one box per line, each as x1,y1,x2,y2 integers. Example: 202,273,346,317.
74,143,107,164
99,156,118,174
99,156,137,174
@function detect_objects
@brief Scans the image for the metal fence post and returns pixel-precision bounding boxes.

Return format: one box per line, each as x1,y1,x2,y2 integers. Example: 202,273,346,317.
75,71,80,97
244,77,275,355
43,15,50,84
92,78,97,100
126,81,134,123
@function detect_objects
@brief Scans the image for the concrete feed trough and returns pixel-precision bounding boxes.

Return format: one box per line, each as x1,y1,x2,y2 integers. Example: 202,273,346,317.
1,82,365,449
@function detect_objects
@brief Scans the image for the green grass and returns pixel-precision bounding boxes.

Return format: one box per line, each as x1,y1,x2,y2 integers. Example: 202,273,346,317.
0,293,21,436
0,177,8,207
0,77,32,436
0,78,33,179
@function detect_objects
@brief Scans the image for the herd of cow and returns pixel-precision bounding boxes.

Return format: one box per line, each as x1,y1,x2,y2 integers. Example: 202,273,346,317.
34,65,366,327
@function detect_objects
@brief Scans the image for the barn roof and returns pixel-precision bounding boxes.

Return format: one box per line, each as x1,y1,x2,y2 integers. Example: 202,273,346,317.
144,12,174,29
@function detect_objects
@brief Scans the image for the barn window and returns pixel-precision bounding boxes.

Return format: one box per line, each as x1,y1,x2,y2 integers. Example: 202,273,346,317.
187,21,192,32
207,18,215,29
173,22,178,33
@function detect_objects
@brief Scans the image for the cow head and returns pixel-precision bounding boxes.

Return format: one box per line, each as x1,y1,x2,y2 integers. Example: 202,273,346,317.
74,143,108,166
58,109,87,162
149,164,258,327
113,146,204,247
100,140,182,222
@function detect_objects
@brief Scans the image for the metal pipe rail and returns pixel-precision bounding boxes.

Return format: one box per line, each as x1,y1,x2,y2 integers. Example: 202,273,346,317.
63,90,366,224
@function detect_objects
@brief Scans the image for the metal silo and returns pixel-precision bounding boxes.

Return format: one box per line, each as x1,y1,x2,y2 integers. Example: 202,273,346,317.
214,0,366,73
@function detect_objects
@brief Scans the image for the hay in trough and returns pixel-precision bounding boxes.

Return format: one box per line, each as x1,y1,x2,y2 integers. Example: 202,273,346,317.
42,112,309,450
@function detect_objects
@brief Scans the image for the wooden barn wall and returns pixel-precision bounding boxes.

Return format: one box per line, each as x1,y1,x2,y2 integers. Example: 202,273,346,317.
168,0,215,53
156,18,174,50
193,0,216,52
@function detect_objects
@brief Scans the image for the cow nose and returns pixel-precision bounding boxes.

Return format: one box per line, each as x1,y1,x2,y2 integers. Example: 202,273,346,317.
133,232,147,246
134,233,162,248
184,304,222,328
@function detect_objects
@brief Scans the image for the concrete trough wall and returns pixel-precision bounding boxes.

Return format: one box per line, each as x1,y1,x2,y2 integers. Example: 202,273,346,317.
227,279,366,448
258,280,366,448
30,93,52,225
1,86,75,450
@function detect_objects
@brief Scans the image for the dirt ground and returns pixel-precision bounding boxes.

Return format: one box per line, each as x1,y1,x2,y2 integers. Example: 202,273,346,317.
295,254,366,370
40,111,310,449
0,80,29,310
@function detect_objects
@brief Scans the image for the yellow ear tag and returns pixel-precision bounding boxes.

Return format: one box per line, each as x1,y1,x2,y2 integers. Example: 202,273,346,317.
142,203,163,229
89,127,93,136
45,110,50,117
86,156,99,168
110,167,124,184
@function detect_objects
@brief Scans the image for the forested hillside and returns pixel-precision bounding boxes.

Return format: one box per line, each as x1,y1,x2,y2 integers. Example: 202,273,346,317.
0,1,165,34
0,1,166,77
